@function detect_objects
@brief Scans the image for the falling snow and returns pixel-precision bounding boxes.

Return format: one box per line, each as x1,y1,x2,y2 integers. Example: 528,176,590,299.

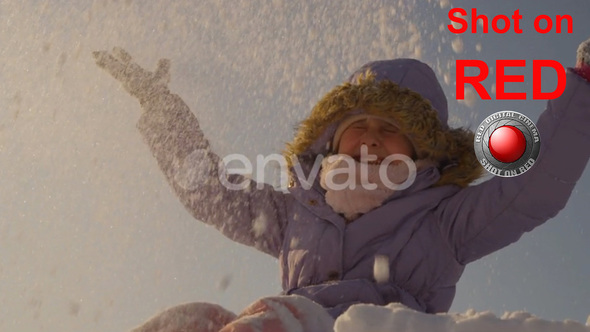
452,37,465,54
252,213,269,238
373,255,390,284
458,87,478,108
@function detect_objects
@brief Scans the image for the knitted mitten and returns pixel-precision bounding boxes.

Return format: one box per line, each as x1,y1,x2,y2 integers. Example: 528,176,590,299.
574,38,590,81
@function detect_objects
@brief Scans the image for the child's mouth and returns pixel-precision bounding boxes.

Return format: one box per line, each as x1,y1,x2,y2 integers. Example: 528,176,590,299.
353,156,384,165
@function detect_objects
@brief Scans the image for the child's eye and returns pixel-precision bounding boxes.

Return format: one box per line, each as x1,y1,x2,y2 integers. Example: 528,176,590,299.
351,124,367,130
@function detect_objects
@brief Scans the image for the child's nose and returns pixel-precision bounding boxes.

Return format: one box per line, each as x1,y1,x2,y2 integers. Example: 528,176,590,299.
360,130,381,147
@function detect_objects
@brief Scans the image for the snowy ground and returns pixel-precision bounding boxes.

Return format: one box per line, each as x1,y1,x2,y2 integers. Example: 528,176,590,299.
1,1,589,331
334,303,590,332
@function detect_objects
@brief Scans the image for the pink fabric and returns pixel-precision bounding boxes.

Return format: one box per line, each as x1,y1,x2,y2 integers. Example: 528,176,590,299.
130,302,236,332
130,296,334,332
573,65,590,82
220,296,334,332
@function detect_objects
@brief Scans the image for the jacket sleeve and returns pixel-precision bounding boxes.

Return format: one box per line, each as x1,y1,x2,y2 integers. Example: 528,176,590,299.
437,71,590,264
135,91,288,258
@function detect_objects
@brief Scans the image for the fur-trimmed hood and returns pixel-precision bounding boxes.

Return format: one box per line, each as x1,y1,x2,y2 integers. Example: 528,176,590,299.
284,59,484,188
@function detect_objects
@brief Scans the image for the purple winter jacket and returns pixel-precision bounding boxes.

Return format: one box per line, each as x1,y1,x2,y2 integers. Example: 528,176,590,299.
136,61,590,318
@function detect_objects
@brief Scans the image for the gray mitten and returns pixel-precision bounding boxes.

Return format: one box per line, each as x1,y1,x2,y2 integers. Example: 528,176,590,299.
93,47,171,104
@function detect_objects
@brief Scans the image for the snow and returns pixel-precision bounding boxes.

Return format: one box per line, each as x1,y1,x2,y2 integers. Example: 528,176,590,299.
458,87,478,108
334,303,590,332
373,255,390,284
450,10,466,31
217,274,233,292
439,0,451,9
252,213,269,238
172,149,213,191
452,37,465,54
137,299,590,331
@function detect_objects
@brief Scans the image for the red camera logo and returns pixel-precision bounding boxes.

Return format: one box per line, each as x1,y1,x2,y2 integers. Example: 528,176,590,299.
474,111,541,177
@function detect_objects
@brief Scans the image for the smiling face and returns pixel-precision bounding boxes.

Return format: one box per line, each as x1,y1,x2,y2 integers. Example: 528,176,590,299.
336,117,415,161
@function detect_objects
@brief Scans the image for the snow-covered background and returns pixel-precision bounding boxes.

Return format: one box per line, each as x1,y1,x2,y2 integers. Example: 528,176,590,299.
1,0,589,331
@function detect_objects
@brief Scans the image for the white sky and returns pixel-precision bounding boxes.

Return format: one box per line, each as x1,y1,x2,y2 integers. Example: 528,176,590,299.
0,1,589,331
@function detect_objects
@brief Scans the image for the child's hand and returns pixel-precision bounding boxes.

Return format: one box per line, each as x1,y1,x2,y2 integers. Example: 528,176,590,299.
576,39,590,68
93,47,171,103
574,38,590,81
576,38,590,68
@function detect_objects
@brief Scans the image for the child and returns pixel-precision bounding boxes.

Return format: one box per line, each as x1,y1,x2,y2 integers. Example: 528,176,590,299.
94,38,590,332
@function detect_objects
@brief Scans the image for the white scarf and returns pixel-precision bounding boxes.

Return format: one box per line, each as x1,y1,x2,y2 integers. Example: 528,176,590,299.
319,154,429,221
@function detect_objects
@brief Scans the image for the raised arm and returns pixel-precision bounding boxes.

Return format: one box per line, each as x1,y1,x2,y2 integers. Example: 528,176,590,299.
437,40,590,264
93,48,288,257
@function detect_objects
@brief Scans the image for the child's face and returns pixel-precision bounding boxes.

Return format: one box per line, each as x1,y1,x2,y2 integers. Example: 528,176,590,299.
337,117,415,161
